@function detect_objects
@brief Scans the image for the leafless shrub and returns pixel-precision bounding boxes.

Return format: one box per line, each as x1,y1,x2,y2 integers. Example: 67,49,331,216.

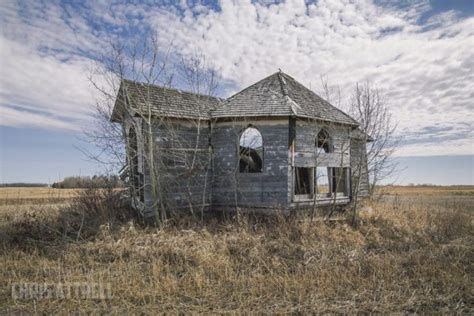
4,188,135,245
61,187,136,240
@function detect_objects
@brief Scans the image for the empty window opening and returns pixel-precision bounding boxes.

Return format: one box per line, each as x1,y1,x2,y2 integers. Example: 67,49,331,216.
331,168,349,195
316,167,331,196
295,167,314,195
239,127,263,173
316,129,332,155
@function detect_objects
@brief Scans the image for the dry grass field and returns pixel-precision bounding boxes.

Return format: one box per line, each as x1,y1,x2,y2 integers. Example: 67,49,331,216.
0,187,82,205
378,185,474,196
0,186,472,313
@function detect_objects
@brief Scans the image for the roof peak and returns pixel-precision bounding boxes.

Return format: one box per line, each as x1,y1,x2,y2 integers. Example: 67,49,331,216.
276,71,289,96
212,71,358,125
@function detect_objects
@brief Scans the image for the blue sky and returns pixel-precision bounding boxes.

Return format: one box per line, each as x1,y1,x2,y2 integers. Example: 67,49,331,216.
0,0,473,185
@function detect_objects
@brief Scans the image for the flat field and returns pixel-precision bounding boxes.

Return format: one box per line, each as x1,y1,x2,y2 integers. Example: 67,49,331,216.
0,186,472,313
378,185,474,196
0,187,81,205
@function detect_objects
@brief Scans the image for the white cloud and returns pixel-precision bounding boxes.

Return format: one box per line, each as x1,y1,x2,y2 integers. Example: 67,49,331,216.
395,136,474,157
0,37,97,130
0,106,79,131
0,0,472,158
146,0,474,156
0,0,112,131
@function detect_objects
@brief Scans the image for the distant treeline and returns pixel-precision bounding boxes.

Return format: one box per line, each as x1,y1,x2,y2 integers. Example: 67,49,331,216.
382,184,473,187
52,175,124,189
0,183,48,187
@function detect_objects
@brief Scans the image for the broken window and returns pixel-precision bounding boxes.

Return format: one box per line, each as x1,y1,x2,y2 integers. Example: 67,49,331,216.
239,127,263,173
316,128,332,155
316,167,331,196
316,167,350,198
295,167,314,195
331,168,349,195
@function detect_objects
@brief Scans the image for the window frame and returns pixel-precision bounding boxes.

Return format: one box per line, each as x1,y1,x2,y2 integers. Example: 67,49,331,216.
238,125,264,174
316,128,333,154
315,166,331,198
294,167,315,200
330,167,351,197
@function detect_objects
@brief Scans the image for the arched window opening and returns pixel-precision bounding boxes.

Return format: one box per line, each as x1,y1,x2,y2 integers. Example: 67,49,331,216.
239,127,263,173
315,129,333,198
129,127,144,202
316,129,332,155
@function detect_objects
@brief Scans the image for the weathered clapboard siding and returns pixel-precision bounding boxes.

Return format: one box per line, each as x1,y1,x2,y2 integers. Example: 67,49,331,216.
136,116,369,218
350,138,370,197
294,119,351,168
211,119,289,208
287,119,353,203
294,152,350,168
141,119,212,217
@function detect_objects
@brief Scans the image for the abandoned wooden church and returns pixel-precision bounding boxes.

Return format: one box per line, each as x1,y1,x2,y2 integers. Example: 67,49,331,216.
111,71,369,219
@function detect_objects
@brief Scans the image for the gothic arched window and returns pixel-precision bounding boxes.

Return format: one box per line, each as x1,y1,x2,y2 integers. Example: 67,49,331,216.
316,128,332,155
239,127,263,173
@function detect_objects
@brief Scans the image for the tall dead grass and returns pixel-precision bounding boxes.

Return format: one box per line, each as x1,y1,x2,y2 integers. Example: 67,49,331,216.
0,191,472,313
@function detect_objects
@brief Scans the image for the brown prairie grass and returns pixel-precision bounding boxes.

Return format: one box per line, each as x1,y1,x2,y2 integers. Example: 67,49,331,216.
0,187,472,313
378,185,474,196
0,187,126,206
0,187,82,205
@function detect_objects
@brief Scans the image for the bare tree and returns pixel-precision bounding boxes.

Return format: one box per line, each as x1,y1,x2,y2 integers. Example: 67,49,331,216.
85,34,219,225
316,77,398,225
318,77,398,196
348,82,399,196
307,77,352,221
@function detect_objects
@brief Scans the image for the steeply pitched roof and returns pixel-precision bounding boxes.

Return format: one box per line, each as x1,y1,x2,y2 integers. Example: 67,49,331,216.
211,72,358,126
211,72,293,118
111,79,221,122
111,72,359,126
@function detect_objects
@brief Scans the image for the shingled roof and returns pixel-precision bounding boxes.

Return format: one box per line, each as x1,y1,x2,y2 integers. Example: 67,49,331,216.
212,72,358,126
112,72,358,126
111,79,221,122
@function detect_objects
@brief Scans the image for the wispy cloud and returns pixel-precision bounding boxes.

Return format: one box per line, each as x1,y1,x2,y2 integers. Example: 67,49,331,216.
0,0,472,157
0,1,105,130
0,38,97,130
147,0,474,156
